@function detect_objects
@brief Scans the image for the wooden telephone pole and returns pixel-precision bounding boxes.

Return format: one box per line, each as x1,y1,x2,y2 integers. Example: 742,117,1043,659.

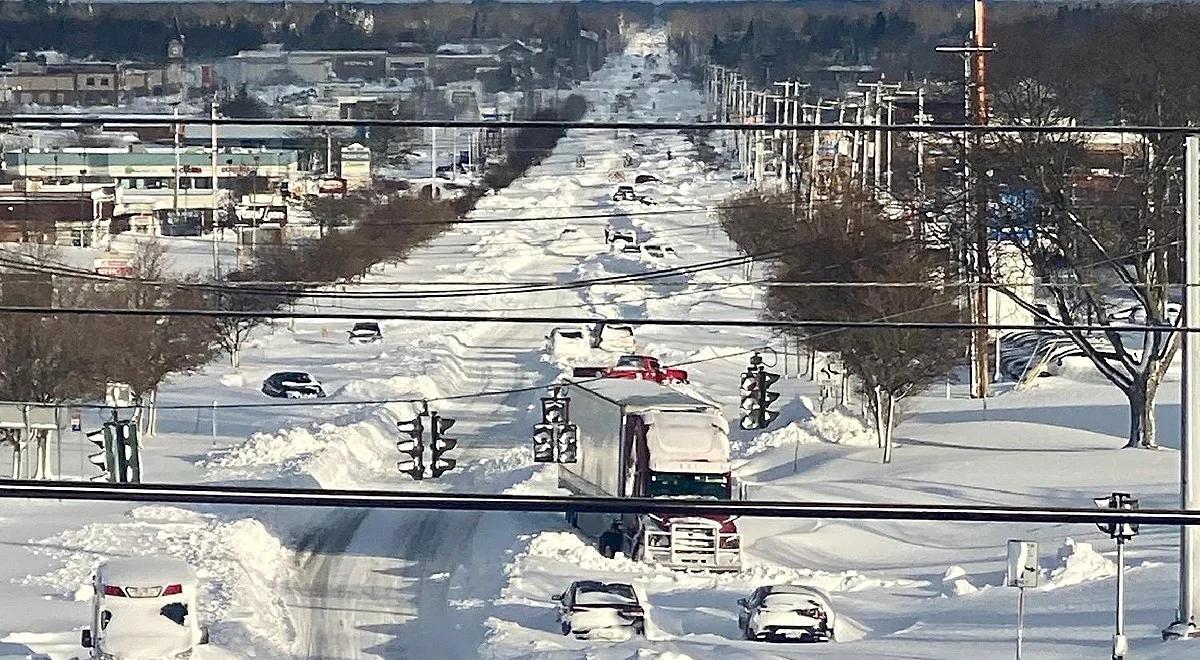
937,0,994,399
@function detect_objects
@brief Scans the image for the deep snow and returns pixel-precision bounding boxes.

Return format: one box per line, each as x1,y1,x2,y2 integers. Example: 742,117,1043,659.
0,25,1197,660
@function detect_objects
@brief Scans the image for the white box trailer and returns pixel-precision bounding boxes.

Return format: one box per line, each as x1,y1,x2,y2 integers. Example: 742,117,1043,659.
561,378,741,571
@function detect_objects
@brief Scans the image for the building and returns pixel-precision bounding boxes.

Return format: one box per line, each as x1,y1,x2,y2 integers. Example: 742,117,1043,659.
0,187,115,246
216,45,391,86
3,147,303,233
340,143,371,190
2,40,184,107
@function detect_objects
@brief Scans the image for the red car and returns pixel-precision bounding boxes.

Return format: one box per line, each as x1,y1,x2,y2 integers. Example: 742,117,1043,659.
572,355,688,384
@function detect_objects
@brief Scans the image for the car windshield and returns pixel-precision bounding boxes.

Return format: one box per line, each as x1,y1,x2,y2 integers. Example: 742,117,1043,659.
279,373,312,383
646,472,729,499
615,355,644,368
576,584,637,606
604,326,633,339
352,323,379,332
761,593,823,612
558,331,583,339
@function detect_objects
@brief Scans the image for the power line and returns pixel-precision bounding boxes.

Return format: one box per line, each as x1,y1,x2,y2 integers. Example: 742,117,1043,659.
0,479,1195,525
1,114,1195,134
0,305,1188,334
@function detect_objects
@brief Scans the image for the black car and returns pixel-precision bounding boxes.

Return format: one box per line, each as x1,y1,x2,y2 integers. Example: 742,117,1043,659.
612,185,638,201
262,372,326,399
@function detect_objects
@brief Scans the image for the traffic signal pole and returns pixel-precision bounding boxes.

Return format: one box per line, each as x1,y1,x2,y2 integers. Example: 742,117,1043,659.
1166,134,1200,641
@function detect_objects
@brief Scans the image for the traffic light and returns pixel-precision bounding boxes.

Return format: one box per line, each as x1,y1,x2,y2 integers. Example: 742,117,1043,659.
556,424,579,463
396,414,425,480
1094,492,1139,541
114,422,141,483
532,423,556,463
738,353,781,431
533,384,576,463
428,412,458,478
757,369,781,428
541,397,569,425
86,428,115,482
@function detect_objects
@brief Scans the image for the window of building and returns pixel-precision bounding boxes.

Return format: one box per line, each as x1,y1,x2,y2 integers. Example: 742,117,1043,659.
192,178,212,190
86,77,95,86
100,78,110,87
55,93,64,103
71,229,92,248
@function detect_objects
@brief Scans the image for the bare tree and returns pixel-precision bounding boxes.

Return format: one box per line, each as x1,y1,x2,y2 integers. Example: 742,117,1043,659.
939,79,1185,448
764,190,965,462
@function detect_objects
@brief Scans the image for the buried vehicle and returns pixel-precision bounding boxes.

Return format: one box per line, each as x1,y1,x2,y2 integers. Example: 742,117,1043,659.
737,584,836,643
81,557,210,660
262,371,326,399
347,321,383,344
554,580,646,640
555,379,741,571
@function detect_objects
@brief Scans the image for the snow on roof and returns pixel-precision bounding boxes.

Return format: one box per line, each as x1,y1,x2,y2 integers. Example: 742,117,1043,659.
642,410,730,471
97,557,198,587
575,378,710,410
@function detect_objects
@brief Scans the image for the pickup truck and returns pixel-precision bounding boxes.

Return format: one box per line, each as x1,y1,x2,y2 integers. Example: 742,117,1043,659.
572,355,689,384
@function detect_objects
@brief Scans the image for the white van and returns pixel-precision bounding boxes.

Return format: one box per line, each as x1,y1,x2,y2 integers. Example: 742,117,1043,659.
80,557,210,660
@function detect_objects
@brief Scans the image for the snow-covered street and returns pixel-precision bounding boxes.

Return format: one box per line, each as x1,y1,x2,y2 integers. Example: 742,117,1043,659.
2,25,1198,660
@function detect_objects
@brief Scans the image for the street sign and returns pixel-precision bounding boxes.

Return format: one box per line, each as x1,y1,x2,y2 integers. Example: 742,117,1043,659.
1006,540,1040,588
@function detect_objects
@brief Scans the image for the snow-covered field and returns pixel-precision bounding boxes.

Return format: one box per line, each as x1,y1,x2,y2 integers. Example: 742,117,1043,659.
1,26,1197,660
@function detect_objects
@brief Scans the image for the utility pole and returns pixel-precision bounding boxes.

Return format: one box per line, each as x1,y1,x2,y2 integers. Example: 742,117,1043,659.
937,0,995,399
172,104,181,218
210,100,220,280
1165,134,1200,641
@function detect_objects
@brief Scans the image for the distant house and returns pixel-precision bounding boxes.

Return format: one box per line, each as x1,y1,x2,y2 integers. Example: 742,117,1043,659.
2,39,183,107
0,187,115,247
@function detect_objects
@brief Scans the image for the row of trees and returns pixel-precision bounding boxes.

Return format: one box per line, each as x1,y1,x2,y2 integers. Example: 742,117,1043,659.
0,1,644,63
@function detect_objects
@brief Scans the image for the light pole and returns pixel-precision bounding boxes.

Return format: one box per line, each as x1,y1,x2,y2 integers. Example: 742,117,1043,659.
1095,492,1139,660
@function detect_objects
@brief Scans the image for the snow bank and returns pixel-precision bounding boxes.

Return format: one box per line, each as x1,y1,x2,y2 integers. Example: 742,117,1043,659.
941,565,980,596
1042,538,1116,590
23,505,297,657
201,402,417,488
735,410,877,457
505,530,923,594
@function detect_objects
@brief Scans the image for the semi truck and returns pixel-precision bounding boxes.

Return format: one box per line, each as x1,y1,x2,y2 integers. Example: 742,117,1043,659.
561,378,742,571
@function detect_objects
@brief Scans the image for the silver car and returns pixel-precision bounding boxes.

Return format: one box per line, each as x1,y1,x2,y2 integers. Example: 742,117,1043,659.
738,584,836,643
554,580,646,640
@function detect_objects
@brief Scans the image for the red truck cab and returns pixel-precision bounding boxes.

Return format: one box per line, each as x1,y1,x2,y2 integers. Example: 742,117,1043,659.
572,355,688,384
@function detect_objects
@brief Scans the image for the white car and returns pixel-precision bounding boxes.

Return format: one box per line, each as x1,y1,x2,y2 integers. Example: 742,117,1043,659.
81,556,210,660
348,321,383,344
548,327,591,361
554,580,646,640
593,323,636,353
737,584,836,643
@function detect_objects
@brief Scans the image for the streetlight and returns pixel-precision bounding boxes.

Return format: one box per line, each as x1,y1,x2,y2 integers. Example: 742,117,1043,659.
1095,492,1139,660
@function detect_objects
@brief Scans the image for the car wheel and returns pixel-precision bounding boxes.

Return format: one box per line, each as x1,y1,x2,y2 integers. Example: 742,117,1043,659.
598,532,620,559
634,621,645,636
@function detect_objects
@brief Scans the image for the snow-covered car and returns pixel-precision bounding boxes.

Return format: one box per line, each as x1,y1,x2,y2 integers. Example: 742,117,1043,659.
612,185,638,201
262,371,327,398
548,327,591,360
593,323,636,353
347,321,383,344
641,243,677,259
554,580,646,640
81,556,210,660
738,584,836,643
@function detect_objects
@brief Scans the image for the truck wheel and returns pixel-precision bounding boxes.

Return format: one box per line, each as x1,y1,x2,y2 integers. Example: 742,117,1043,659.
598,532,620,559
565,510,577,527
